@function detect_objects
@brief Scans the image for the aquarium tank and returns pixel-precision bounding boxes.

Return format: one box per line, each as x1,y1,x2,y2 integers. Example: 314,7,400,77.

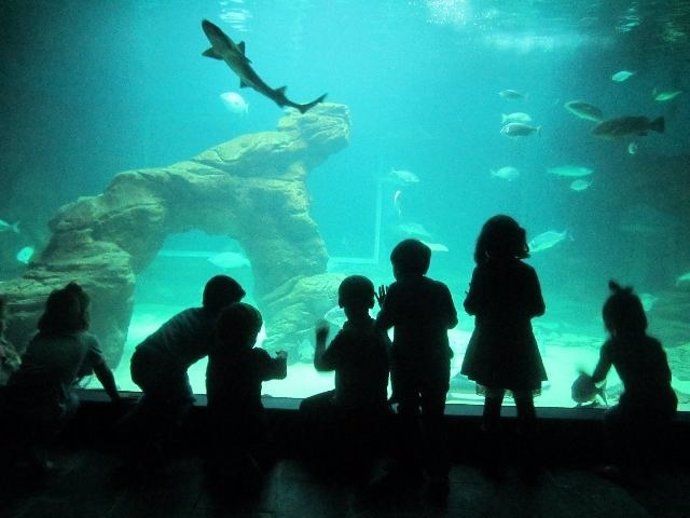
1,0,689,411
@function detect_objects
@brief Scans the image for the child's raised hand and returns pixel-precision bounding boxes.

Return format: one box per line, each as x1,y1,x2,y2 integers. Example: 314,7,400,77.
314,319,329,343
376,285,388,308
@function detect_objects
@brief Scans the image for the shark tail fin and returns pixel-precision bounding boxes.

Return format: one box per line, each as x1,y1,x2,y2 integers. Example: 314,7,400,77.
295,93,327,114
202,48,223,60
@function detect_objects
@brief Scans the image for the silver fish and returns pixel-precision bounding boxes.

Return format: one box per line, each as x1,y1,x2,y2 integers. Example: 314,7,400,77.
547,165,593,177
501,112,532,124
528,229,569,253
611,70,635,82
490,166,520,181
0,220,20,234
499,89,527,100
563,100,603,122
500,123,541,137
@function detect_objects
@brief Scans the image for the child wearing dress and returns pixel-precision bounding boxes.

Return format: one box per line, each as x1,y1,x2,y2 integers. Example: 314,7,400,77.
460,215,547,436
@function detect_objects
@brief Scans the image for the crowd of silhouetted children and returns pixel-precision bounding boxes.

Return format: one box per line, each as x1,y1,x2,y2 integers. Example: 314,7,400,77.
0,214,679,502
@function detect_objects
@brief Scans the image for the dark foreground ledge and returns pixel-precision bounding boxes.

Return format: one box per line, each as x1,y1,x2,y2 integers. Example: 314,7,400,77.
71,390,690,467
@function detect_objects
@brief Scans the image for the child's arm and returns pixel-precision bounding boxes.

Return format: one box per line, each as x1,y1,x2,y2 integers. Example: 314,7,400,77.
591,343,612,385
93,361,121,403
313,319,331,372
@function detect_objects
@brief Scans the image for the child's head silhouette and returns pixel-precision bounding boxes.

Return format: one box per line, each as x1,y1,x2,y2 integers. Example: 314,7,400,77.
203,275,246,313
602,280,647,337
217,302,263,350
338,275,375,311
475,214,528,264
390,239,431,278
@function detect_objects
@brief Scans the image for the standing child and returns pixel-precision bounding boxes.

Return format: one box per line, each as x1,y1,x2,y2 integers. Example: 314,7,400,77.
205,302,287,495
376,239,458,500
579,281,677,472
300,275,391,472
460,215,547,437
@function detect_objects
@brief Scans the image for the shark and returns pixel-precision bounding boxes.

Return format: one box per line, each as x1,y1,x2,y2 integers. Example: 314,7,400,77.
201,19,326,114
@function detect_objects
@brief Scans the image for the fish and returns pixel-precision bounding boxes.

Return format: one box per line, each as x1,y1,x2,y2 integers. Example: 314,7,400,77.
393,189,403,217
208,251,251,269
498,89,527,100
0,220,20,234
653,89,683,102
388,168,420,184
627,142,638,155
611,70,635,82
569,178,593,191
501,112,532,124
490,166,520,181
201,19,326,114
547,165,593,177
395,222,433,240
528,229,569,253
592,116,664,139
571,373,607,406
421,241,449,252
676,271,690,287
563,100,603,122
219,91,249,114
638,293,658,312
15,246,34,264
500,123,541,137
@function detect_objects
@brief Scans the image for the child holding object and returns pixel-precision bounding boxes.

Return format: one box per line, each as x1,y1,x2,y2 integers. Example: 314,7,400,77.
578,281,677,472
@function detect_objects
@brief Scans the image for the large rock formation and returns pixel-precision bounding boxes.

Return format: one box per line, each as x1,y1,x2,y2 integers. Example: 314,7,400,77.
0,103,350,368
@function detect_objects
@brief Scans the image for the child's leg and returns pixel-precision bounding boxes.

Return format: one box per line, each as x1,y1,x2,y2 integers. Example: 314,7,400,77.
482,388,505,433
513,392,537,436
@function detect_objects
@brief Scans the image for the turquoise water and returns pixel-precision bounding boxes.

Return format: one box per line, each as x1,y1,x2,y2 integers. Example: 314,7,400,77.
2,1,690,409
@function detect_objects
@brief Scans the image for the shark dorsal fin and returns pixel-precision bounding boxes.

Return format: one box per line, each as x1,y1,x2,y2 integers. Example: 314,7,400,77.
276,86,287,95
202,48,223,60
238,41,247,55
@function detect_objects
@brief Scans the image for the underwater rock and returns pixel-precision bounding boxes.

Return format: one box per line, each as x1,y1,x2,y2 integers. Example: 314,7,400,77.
0,103,351,366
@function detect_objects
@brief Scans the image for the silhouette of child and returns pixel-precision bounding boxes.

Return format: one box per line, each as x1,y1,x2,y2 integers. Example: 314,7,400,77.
583,281,677,470
2,282,120,476
205,302,287,493
123,275,245,463
376,239,458,498
300,275,391,471
0,296,21,384
460,215,546,436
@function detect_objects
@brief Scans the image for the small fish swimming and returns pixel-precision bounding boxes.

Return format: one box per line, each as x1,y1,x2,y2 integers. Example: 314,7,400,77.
421,241,449,252
627,141,638,155
500,123,541,137
219,91,249,114
676,271,690,287
0,220,20,234
592,116,664,139
653,89,683,102
201,19,326,113
393,189,403,217
528,229,569,253
501,112,532,124
15,246,34,264
638,292,658,312
490,166,520,181
547,165,593,177
388,168,420,185
569,178,593,191
208,251,251,269
571,373,608,406
499,89,527,100
563,100,603,122
611,70,635,82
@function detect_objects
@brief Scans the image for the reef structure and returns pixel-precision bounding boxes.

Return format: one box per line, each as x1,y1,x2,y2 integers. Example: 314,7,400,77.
0,103,350,367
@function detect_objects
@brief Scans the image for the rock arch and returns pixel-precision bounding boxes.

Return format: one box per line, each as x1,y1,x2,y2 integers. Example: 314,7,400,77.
1,103,350,366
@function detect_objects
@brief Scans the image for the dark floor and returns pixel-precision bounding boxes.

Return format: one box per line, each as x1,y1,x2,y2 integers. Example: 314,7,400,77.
2,444,690,518
2,398,690,518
